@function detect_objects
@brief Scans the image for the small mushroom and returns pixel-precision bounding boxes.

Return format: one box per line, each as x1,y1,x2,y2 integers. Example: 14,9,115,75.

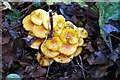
60,28,79,44
43,12,58,30
65,21,77,29
77,38,84,46
30,38,43,49
36,52,41,62
40,56,54,66
31,9,46,25
73,47,82,57
22,15,34,31
78,27,88,38
32,25,48,38
53,54,73,63
54,26,63,36
36,52,53,66
46,37,63,51
41,42,60,58
57,15,65,28
59,43,77,56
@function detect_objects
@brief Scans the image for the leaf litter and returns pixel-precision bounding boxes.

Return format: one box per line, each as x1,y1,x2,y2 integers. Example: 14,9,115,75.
1,2,120,80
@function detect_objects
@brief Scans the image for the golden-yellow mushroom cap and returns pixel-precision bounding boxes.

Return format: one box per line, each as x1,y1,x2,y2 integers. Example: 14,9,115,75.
41,42,60,58
65,21,78,32
36,52,41,62
53,54,73,63
65,21,73,28
22,15,34,31
54,26,63,36
40,56,54,66
78,27,88,38
59,43,77,56
43,12,58,30
36,52,53,66
30,38,43,49
60,28,79,44
77,38,84,46
28,31,35,37
57,15,65,28
33,25,48,38
31,9,46,25
73,47,82,57
46,37,63,51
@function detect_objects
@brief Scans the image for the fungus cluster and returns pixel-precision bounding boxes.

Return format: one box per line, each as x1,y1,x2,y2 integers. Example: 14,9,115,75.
22,9,88,66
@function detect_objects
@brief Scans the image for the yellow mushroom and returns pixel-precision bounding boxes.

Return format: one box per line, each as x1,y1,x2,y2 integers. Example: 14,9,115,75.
36,52,41,62
32,25,48,38
57,15,65,28
41,42,60,58
30,9,46,25
22,15,34,31
30,38,43,49
46,37,63,51
54,25,64,37
36,52,54,66
65,21,77,29
73,47,82,57
59,43,77,56
60,28,79,44
77,38,84,46
53,54,73,63
28,31,35,37
78,27,88,38
43,12,58,30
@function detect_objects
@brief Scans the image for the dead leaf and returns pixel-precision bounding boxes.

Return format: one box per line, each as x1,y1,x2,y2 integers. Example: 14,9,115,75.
94,51,108,64
85,42,95,53
30,67,46,78
87,54,95,65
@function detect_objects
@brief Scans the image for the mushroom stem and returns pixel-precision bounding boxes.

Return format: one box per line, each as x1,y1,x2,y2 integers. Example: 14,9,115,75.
49,9,54,39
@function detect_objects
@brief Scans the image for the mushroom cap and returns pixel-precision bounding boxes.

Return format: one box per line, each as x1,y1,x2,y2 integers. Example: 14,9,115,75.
40,56,54,66
41,42,60,58
36,52,41,62
59,43,77,56
78,27,88,38
60,28,79,44
77,38,84,46
32,25,48,38
53,54,73,63
65,21,73,28
46,37,63,51
54,27,63,37
22,15,34,31
36,52,53,66
43,12,58,30
57,15,65,28
30,9,46,25
28,31,35,36
73,47,82,57
30,38,43,49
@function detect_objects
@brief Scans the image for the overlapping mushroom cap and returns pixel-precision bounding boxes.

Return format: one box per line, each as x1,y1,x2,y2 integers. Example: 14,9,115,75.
22,9,88,66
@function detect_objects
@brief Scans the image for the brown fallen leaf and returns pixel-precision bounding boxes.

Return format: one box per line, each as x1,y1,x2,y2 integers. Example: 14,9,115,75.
30,67,47,78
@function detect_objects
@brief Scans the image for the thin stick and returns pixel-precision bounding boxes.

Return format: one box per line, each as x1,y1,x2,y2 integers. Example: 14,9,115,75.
49,9,54,39
78,55,86,79
71,61,77,72
46,64,50,78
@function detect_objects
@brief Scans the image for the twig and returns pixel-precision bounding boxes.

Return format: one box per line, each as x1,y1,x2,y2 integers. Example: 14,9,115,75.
21,3,34,18
78,55,86,79
46,64,50,78
71,61,77,72
108,34,113,52
110,33,120,41
49,9,54,39
20,3,33,12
